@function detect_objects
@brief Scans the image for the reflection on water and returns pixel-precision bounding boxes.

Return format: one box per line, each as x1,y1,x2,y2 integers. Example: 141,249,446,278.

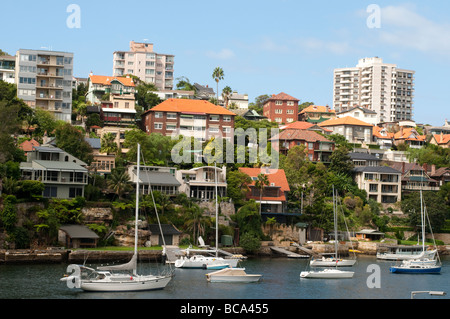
1,256,449,299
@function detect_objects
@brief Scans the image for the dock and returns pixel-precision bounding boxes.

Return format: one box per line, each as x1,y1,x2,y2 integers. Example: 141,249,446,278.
270,246,309,258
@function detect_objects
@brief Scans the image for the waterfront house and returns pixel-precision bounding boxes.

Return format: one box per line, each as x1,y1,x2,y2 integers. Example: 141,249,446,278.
428,166,450,187
298,105,336,124
20,144,88,199
128,165,180,196
84,137,115,175
389,162,440,192
238,167,291,219
148,224,182,246
141,99,236,141
176,166,227,200
262,92,299,124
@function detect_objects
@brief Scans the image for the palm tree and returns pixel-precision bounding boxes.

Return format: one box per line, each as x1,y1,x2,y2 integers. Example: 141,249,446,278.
212,67,224,105
107,169,132,200
254,173,270,215
100,132,118,155
222,86,232,109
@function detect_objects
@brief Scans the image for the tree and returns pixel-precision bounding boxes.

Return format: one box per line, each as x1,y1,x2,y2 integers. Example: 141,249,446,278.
107,168,132,200
226,170,252,207
135,82,161,111
222,86,232,109
176,76,198,94
248,94,270,115
100,132,119,155
328,146,353,177
255,173,270,215
212,67,224,105
54,123,94,164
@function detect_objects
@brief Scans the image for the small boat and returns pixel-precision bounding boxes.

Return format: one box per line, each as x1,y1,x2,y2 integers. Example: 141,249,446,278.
206,263,232,270
389,261,441,274
174,254,240,269
310,256,356,267
206,267,262,283
376,245,436,261
300,268,354,279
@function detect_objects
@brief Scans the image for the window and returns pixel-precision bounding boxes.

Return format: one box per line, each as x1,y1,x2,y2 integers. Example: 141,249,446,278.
286,118,294,122
209,115,219,121
154,123,163,130
223,115,231,122
287,101,294,106
308,142,314,150
69,187,83,198
145,69,155,75
155,112,163,118
275,101,282,105
43,186,57,198
167,113,177,119
167,124,176,131
275,109,282,114
275,117,282,123
286,109,294,114
125,102,129,108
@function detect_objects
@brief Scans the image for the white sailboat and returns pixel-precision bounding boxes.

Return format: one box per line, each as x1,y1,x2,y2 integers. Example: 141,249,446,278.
309,187,356,268
390,190,441,274
174,164,241,269
301,187,355,279
206,266,262,283
61,144,173,292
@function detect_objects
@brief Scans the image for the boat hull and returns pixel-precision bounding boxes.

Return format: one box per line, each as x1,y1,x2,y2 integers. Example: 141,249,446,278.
79,275,172,292
205,268,262,283
389,266,441,274
175,256,240,269
300,269,354,279
310,258,356,267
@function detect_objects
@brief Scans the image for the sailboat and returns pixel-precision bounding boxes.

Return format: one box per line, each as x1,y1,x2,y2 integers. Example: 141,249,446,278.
61,144,173,291
309,187,356,268
174,164,241,269
390,190,441,274
300,187,355,279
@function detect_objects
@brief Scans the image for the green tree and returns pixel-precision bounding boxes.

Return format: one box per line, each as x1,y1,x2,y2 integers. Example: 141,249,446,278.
233,200,264,239
254,174,270,215
55,123,94,164
212,67,224,105
176,76,198,94
135,82,161,110
222,86,232,109
107,168,132,200
226,170,252,207
248,94,270,115
100,132,119,155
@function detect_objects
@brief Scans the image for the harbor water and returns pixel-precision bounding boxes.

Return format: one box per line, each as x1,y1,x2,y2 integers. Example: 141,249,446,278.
1,255,449,300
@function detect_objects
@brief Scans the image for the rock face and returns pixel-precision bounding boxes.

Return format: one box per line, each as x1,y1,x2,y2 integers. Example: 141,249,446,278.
113,220,151,247
81,207,114,225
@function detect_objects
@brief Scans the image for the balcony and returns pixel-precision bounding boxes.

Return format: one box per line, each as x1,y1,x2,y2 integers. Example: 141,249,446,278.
37,72,64,79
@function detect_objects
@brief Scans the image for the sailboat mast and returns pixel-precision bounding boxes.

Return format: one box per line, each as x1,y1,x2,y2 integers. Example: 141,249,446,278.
215,163,218,257
333,186,338,260
420,189,425,252
134,143,141,275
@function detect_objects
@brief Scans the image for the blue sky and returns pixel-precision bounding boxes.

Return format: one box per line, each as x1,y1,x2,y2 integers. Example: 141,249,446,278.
2,0,450,126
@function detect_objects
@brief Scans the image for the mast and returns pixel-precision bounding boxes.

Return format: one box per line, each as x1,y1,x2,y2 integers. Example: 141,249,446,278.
333,185,338,260
215,163,218,257
134,143,140,276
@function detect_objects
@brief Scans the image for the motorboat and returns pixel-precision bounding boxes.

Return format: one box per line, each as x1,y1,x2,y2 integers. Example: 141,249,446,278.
300,268,354,279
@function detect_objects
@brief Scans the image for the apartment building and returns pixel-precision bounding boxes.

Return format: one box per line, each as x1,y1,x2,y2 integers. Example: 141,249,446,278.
333,57,415,123
0,55,15,84
141,99,236,141
263,92,299,124
15,49,74,122
113,41,174,90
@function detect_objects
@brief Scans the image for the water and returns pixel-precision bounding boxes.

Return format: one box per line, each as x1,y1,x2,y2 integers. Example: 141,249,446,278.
1,255,449,300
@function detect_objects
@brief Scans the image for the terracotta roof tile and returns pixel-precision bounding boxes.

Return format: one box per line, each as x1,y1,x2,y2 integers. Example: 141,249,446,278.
318,116,373,127
271,129,333,143
238,167,290,192
433,134,450,144
143,99,236,116
267,92,299,102
89,75,135,87
300,105,335,114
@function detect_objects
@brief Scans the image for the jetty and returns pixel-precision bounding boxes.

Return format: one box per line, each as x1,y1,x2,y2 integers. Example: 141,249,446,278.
270,246,310,258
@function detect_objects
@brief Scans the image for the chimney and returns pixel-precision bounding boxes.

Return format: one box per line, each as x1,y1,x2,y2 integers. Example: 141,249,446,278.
402,162,405,174
431,164,436,176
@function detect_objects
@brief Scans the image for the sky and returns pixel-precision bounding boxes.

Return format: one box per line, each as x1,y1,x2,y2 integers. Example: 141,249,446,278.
2,0,450,126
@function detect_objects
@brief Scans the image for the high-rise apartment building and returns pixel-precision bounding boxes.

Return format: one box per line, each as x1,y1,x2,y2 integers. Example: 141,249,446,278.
15,49,74,122
113,41,174,91
333,57,414,123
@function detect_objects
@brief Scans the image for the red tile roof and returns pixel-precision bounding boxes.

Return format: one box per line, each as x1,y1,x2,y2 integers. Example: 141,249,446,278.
394,128,426,141
266,92,299,102
238,167,290,202
89,75,135,87
300,105,335,114
280,121,314,130
143,99,236,116
373,126,394,139
271,129,333,143
433,134,450,145
19,139,40,152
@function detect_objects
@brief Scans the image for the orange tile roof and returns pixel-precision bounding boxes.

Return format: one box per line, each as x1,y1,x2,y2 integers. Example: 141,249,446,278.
300,105,335,114
280,121,314,130
373,126,394,139
89,75,135,87
433,134,450,144
319,116,373,127
19,139,40,152
238,168,290,192
143,99,237,115
267,92,299,101
394,128,426,141
272,129,333,143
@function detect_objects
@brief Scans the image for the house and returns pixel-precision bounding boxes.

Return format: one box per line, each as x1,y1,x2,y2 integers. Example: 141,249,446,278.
319,116,374,145
355,229,385,241
20,145,88,199
176,166,227,200
232,109,267,121
353,165,402,204
154,89,195,100
430,133,450,148
271,129,335,162
262,92,299,124
128,165,180,196
393,127,426,149
372,126,394,149
84,138,116,175
280,121,332,134
427,165,450,187
86,73,136,105
194,83,215,100
298,105,336,124
350,152,382,167
100,92,137,126
148,224,182,246
238,167,291,218
389,162,440,191
336,106,378,126
19,139,40,156
424,119,450,136
141,99,236,141
95,126,134,154
58,224,99,248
